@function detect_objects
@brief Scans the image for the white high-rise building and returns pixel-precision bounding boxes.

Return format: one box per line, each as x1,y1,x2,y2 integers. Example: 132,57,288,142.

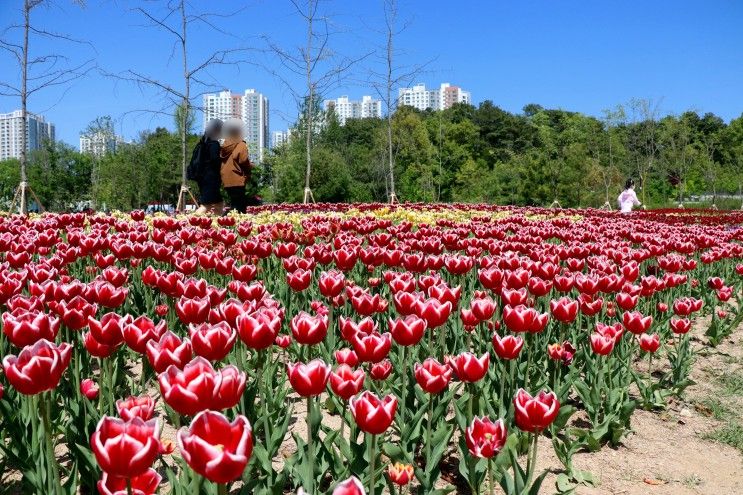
397,83,471,111
0,110,55,160
323,95,382,125
271,130,292,149
80,132,126,157
203,89,269,163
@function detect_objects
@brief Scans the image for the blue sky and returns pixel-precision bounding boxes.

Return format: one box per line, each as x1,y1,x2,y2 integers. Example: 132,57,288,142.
1,0,742,147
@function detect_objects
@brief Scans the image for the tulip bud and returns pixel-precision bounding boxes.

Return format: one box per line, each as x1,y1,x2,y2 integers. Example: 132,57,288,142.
80,378,100,400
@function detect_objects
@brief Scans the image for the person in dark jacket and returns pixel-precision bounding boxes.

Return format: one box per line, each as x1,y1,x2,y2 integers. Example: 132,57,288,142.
195,119,223,215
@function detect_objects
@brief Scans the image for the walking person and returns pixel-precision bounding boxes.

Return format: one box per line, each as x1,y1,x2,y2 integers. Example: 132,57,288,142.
617,178,641,213
191,119,223,215
220,119,251,214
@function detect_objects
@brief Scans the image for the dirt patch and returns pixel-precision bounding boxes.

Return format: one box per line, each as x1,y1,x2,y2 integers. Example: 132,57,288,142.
536,320,743,495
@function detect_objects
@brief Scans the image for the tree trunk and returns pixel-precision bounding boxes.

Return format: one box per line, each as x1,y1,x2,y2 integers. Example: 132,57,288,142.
20,0,30,214
303,1,314,204
386,9,395,203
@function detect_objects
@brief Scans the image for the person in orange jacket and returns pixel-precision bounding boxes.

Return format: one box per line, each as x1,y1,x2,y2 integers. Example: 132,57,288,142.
220,119,252,213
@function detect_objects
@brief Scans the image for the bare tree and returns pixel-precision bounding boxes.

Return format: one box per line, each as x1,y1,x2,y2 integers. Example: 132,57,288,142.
626,97,662,205
599,106,626,208
264,0,370,203
368,0,433,203
106,0,251,211
0,0,94,214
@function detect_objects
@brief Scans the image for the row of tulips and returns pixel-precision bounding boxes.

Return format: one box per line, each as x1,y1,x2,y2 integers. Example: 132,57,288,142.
0,206,742,494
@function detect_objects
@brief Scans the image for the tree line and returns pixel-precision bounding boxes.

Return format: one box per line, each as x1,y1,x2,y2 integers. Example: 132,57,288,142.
1,98,741,211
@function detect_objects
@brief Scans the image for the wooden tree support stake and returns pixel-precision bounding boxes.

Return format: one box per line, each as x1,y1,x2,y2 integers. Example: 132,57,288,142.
303,187,315,204
9,181,46,215
176,184,198,213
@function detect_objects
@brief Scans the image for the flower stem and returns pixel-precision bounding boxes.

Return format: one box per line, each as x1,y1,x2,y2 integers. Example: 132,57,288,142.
126,478,133,495
40,392,63,494
488,457,495,495
399,345,407,426
306,395,315,494
368,433,377,495
525,433,538,489
218,483,228,495
425,393,434,488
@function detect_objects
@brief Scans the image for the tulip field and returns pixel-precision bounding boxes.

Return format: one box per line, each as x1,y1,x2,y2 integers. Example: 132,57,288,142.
1,204,743,495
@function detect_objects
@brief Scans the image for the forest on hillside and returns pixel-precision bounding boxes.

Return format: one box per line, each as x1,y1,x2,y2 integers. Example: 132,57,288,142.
2,99,742,211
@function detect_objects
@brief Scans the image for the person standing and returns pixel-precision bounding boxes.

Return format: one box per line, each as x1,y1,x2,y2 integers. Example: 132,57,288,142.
617,178,641,213
220,119,251,214
193,119,224,215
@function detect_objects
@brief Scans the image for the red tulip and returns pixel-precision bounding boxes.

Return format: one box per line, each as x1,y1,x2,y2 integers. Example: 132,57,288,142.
370,359,392,381
470,296,496,321
159,357,245,416
97,468,161,495
319,270,346,298
351,331,392,363
145,331,193,373
549,297,579,323
2,310,60,347
501,287,527,307
502,304,549,333
116,395,156,421
670,317,692,334
392,291,420,316
465,416,507,458
189,322,236,361
290,311,329,346
212,365,247,411
236,308,282,350
330,364,365,400
513,389,560,433
80,378,99,400
615,292,638,311
639,333,660,353
88,313,131,347
547,341,576,365
414,358,452,394
334,348,359,367
90,416,161,478
287,268,312,292
287,359,331,397
492,334,524,360
274,334,291,348
388,315,427,346
622,311,653,335
387,463,414,486
177,410,253,484
590,333,615,356
93,282,129,308
48,296,97,330
595,322,623,342
672,297,703,316
2,339,72,395
656,302,668,313
578,294,603,316
332,476,366,495
83,331,119,358
449,352,489,383
414,297,452,329
175,296,210,325
339,316,377,341
123,316,167,354
349,391,397,435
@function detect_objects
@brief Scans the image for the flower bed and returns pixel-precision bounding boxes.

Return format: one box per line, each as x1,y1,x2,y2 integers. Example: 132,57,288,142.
1,205,742,494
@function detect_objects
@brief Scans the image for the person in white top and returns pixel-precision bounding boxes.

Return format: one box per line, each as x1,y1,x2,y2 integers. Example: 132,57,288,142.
617,178,641,213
